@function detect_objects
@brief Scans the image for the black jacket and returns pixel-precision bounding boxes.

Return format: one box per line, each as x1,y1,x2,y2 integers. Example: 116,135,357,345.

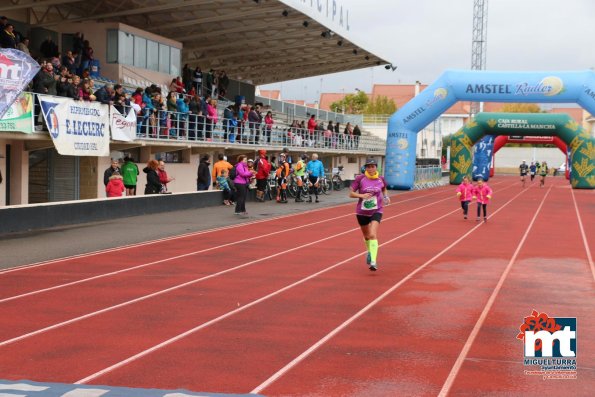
103,166,120,186
143,167,161,194
197,160,211,186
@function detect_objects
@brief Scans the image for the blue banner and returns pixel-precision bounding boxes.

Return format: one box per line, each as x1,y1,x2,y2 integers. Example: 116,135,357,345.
0,48,40,120
472,135,495,181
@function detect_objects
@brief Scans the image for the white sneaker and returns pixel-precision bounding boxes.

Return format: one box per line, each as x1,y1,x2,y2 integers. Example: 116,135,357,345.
369,261,377,271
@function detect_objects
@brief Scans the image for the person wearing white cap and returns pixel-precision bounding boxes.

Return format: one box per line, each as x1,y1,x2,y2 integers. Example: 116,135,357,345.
349,158,390,271
519,160,529,187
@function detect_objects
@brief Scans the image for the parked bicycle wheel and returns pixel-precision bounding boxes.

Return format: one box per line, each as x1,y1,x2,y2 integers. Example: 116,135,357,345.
332,176,344,191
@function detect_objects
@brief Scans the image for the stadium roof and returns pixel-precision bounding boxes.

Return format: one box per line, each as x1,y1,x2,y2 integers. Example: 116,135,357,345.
5,0,390,85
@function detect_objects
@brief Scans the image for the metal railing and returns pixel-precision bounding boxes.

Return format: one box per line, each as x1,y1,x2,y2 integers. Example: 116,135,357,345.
135,108,385,152
413,165,445,189
256,96,364,126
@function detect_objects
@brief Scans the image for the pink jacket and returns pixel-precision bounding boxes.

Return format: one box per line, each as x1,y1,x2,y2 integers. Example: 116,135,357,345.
207,104,218,123
456,182,473,202
233,161,253,185
473,184,493,204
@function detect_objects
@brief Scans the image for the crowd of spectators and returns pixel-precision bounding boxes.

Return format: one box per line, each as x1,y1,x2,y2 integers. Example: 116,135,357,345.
2,16,365,150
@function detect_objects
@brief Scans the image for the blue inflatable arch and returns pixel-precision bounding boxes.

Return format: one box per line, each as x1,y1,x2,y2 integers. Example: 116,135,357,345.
385,70,595,189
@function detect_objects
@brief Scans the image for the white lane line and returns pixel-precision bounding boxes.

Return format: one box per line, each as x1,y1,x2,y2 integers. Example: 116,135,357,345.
75,203,466,384
0,186,462,303
0,185,453,274
250,184,529,394
570,188,595,283
437,187,552,397
0,194,456,347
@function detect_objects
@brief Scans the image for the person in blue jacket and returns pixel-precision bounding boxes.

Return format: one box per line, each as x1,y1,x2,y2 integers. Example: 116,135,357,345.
305,153,324,203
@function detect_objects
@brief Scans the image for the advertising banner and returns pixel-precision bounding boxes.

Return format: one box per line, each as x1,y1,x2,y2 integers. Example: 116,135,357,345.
110,106,136,142
0,92,34,133
0,49,40,119
38,95,110,156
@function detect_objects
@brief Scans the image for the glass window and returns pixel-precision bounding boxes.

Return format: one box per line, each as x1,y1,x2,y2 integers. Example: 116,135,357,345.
155,151,183,163
118,31,134,66
147,40,159,71
159,44,170,74
134,36,147,69
106,30,118,63
170,47,181,77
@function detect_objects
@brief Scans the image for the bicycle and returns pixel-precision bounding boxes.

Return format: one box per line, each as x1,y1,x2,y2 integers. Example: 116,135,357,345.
317,174,332,195
264,173,277,201
332,165,344,191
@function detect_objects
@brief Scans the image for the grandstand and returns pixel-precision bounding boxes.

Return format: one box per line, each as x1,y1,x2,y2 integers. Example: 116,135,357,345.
0,0,391,205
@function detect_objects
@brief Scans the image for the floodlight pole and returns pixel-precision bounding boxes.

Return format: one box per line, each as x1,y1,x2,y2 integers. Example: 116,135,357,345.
470,0,488,117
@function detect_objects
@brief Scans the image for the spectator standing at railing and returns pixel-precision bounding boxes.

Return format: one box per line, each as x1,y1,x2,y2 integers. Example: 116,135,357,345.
307,115,317,142
62,51,76,75
80,79,95,101
94,83,114,105
264,111,273,144
72,32,84,68
34,63,58,96
168,78,178,93
182,64,193,92
166,91,178,137
192,66,203,96
218,70,229,99
82,39,94,63
17,37,30,55
188,94,202,140
0,23,17,49
177,94,189,138
206,99,218,140
40,36,58,58
197,155,211,191
246,105,258,144
353,125,361,149
344,122,353,149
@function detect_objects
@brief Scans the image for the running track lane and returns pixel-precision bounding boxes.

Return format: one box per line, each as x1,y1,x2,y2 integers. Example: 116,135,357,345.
0,187,460,344
0,184,463,383
443,182,595,396
249,180,541,396
0,185,455,298
51,180,524,393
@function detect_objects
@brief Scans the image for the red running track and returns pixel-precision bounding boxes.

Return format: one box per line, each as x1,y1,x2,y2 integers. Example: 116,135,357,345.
0,176,593,396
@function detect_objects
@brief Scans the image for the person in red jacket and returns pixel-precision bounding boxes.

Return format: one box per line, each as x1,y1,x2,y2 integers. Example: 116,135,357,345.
105,171,125,197
254,149,271,202
157,160,175,193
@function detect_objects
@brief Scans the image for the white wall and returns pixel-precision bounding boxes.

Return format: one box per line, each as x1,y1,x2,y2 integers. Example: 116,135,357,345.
495,147,566,169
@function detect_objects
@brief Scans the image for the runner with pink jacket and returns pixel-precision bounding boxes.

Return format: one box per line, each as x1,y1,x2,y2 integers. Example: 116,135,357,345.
472,178,493,222
456,176,474,219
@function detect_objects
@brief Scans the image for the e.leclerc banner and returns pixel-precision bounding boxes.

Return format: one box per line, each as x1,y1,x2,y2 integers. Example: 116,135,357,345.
38,95,110,156
0,48,40,120
110,106,136,142
0,92,34,133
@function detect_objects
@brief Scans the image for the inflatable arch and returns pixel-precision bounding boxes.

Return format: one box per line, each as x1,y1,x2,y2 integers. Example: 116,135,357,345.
490,135,569,180
450,112,594,188
385,70,595,189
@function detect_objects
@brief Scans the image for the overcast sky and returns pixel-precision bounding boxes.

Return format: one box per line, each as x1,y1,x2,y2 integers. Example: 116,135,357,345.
260,0,595,103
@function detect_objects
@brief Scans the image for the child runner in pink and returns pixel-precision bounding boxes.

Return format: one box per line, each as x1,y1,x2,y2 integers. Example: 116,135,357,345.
473,178,493,222
456,175,473,219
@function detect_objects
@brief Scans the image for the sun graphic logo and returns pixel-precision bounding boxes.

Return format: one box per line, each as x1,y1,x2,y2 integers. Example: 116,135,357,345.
517,310,576,358
433,87,448,99
397,138,408,150
540,76,564,96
